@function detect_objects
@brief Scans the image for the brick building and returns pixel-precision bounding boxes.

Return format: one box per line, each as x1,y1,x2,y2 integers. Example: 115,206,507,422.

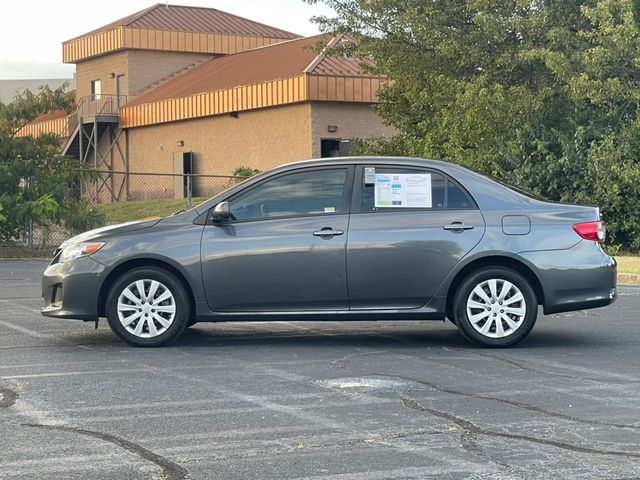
18,4,395,201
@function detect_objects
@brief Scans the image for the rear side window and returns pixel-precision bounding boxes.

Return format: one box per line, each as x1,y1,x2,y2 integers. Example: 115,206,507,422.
359,167,474,212
447,181,474,209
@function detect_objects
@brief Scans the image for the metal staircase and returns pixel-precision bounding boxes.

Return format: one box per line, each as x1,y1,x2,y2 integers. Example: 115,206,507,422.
62,95,129,202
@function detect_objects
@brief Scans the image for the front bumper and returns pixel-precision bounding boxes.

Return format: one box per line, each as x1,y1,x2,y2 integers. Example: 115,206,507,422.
520,241,617,315
41,256,107,321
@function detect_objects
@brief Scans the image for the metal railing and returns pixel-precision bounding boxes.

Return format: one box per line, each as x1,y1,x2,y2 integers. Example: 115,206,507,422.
76,94,127,118
67,94,128,136
15,95,128,139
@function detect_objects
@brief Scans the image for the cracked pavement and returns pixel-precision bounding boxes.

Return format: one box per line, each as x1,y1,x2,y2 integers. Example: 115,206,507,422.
0,259,639,479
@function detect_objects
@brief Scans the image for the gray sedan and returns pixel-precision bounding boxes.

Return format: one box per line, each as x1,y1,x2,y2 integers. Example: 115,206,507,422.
41,157,617,347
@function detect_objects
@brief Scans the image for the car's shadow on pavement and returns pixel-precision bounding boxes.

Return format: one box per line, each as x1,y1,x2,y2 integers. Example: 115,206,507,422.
174,322,468,349
159,321,610,351
41,320,617,351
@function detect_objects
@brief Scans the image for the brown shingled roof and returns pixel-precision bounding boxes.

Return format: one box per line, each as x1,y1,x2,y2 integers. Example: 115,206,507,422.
127,35,381,107
70,4,299,41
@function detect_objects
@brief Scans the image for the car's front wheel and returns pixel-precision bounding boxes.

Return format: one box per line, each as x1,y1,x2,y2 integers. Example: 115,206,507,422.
453,267,537,347
105,267,190,347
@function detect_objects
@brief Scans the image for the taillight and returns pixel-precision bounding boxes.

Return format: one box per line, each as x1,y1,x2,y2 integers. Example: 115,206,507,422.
573,221,606,243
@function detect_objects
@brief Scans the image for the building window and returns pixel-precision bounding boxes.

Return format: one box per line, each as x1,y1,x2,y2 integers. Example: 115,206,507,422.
91,79,101,101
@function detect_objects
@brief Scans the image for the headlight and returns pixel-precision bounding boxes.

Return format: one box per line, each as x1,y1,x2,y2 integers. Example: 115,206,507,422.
58,242,105,263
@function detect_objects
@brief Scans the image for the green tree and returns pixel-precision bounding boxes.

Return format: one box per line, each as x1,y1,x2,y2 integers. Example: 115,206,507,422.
0,85,103,244
307,0,640,250
0,83,73,137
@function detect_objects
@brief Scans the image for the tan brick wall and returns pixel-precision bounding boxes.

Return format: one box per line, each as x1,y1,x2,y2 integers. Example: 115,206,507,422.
75,52,128,100
108,100,393,201
75,50,214,101
126,50,214,97
125,103,313,199
310,102,396,158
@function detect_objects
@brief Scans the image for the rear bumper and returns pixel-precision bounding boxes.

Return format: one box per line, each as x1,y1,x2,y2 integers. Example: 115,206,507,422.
41,256,107,321
520,241,617,315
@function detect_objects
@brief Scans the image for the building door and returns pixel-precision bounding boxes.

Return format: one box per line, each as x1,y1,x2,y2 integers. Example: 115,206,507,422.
173,152,193,198
321,139,353,157
321,139,340,157
200,166,354,312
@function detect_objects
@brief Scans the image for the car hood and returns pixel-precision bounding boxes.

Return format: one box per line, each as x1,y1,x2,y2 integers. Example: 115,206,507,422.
59,218,162,248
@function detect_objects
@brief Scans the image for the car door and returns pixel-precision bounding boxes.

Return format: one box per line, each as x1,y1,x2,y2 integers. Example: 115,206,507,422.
347,165,485,309
201,166,354,312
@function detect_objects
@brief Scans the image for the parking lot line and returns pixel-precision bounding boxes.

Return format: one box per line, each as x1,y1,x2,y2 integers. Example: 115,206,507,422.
0,319,45,338
0,298,41,314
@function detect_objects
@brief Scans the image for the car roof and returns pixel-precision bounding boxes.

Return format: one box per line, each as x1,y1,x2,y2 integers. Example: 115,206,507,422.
276,156,464,172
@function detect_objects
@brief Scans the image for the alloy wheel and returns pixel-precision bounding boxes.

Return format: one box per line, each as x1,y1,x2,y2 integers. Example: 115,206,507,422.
466,278,526,339
116,279,176,338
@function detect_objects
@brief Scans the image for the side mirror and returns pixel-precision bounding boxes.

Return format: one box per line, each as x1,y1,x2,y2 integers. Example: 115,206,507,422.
210,201,230,223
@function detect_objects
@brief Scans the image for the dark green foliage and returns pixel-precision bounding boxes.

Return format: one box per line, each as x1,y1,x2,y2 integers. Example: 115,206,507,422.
0,85,104,243
232,166,262,183
308,0,640,251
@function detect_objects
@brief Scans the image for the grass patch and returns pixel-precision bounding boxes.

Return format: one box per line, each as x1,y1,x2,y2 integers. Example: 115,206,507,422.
616,256,640,275
95,197,207,224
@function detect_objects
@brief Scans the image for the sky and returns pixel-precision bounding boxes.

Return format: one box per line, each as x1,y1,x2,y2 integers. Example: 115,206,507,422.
0,0,334,79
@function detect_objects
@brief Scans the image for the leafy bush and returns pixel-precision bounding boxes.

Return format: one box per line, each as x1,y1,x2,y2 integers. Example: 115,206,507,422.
65,201,107,235
231,166,261,183
0,84,104,244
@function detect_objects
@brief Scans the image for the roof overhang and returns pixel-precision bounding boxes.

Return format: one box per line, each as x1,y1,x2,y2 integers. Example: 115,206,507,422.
15,115,71,138
119,73,386,129
63,26,294,63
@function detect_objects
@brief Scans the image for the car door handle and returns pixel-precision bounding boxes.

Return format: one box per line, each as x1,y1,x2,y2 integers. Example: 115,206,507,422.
313,228,344,238
443,222,474,232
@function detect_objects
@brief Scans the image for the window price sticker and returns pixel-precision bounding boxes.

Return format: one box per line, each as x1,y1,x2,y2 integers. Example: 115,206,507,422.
374,173,432,208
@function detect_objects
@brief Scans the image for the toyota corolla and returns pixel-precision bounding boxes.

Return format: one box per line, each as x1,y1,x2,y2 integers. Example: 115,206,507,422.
41,157,617,347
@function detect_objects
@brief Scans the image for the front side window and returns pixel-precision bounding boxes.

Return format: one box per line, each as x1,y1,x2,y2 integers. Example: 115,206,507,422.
359,167,474,212
229,168,350,222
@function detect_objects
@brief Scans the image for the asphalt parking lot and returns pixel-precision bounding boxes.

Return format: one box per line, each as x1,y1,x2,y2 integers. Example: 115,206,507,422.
1,259,639,479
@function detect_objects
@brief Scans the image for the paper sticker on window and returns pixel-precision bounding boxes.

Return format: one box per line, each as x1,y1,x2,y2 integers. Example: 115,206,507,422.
374,173,432,208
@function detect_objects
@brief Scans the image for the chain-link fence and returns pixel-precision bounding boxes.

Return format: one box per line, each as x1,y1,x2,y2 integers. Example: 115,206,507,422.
24,171,248,248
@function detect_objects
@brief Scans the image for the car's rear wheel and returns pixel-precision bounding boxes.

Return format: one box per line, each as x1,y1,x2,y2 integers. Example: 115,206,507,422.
453,267,537,347
106,267,190,347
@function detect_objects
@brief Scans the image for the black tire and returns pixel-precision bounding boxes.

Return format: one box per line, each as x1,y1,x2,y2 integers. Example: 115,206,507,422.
453,267,537,348
105,266,191,347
